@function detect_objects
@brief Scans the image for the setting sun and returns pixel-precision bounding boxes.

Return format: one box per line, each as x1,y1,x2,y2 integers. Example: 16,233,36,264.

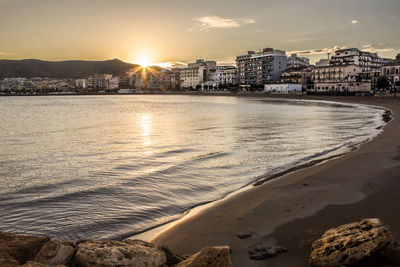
137,55,152,68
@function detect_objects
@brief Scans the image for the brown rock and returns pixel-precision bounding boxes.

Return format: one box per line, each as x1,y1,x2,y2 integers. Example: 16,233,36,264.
175,246,232,267
159,246,187,266
0,250,19,267
74,239,166,267
0,232,50,265
248,245,288,260
309,218,393,267
21,261,65,267
34,240,75,266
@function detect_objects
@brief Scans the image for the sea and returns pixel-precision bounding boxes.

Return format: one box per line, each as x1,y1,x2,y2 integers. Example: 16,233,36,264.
0,95,386,241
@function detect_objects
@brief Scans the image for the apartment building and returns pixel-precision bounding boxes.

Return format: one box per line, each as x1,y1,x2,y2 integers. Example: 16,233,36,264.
215,66,237,85
179,59,216,89
286,54,310,69
330,48,387,72
180,66,205,89
311,64,370,93
236,47,287,87
280,66,313,90
382,59,400,85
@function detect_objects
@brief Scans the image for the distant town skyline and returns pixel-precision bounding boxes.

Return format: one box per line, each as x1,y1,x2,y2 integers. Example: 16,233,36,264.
1,0,400,66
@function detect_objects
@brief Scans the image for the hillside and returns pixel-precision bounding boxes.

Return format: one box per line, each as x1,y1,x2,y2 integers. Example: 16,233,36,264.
0,59,138,79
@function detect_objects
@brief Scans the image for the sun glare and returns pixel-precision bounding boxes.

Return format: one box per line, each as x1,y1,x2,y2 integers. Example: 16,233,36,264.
137,55,152,68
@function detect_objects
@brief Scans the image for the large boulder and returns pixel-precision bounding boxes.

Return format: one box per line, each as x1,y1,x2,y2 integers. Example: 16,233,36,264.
74,239,166,267
0,232,50,265
309,218,393,267
175,246,232,267
21,261,65,267
34,240,75,266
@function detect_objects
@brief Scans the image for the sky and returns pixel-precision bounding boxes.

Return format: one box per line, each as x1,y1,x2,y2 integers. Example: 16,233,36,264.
0,0,399,65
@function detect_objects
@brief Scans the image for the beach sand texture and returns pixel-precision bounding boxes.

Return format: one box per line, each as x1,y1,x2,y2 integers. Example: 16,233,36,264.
151,96,400,267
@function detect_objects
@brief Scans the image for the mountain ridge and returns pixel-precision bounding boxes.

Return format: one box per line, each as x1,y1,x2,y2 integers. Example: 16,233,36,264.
0,58,138,79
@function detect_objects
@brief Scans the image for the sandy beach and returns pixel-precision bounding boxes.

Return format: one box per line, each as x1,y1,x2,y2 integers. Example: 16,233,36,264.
150,95,400,266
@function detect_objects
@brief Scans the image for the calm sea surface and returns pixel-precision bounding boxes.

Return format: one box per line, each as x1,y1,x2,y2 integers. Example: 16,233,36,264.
0,95,385,241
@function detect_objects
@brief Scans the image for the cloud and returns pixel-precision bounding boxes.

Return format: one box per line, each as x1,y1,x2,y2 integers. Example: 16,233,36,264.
288,46,345,56
155,61,188,68
361,44,394,53
191,16,255,31
0,52,12,56
351,20,359,24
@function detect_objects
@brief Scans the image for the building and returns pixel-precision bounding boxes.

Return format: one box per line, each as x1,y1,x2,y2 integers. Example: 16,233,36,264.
180,66,205,89
286,54,310,69
312,82,371,94
311,64,371,93
264,83,302,94
280,66,313,90
315,59,330,67
215,66,237,85
312,65,363,83
188,59,216,81
236,47,287,88
330,48,387,72
381,58,400,86
179,59,216,89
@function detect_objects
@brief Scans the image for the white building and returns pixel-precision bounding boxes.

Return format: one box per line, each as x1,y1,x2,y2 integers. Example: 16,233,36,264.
286,54,310,69
330,48,386,72
312,64,363,83
180,66,205,89
215,66,237,85
264,83,302,93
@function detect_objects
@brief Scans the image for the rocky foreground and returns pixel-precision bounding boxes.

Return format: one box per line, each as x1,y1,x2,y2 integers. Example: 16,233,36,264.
0,232,231,267
1,218,400,266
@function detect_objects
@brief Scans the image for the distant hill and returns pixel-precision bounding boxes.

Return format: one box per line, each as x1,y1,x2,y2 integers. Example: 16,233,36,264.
0,59,138,79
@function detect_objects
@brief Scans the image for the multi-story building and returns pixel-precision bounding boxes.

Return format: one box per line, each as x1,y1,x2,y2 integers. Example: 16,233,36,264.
280,66,313,90
381,58,400,86
188,59,216,81
180,66,205,89
311,64,371,93
315,59,330,67
286,54,310,69
215,66,237,85
330,48,386,72
236,47,287,87
179,59,217,89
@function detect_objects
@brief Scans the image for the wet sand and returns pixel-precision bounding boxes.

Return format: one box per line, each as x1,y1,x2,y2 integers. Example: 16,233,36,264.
150,96,400,266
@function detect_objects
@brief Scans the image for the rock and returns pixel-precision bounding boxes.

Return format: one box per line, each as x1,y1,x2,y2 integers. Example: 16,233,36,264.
0,250,19,267
159,246,187,266
0,232,50,265
74,239,166,267
34,240,75,266
248,245,288,260
21,261,65,267
309,218,393,267
175,246,232,267
237,232,253,239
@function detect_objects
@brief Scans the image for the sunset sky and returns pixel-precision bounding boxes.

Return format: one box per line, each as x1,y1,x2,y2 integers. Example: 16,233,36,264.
1,0,399,65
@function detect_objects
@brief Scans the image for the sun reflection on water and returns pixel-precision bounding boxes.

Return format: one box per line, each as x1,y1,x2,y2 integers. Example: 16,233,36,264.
139,114,153,150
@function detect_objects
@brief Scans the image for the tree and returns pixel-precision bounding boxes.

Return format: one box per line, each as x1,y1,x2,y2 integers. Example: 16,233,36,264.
377,76,390,89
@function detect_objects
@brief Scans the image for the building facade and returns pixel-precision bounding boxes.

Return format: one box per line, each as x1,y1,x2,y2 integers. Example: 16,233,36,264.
236,47,287,87
286,54,310,69
215,66,237,85
280,66,313,90
330,48,386,72
381,61,400,85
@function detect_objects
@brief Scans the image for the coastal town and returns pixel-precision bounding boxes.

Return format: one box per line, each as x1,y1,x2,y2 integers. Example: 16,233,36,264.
1,47,400,96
